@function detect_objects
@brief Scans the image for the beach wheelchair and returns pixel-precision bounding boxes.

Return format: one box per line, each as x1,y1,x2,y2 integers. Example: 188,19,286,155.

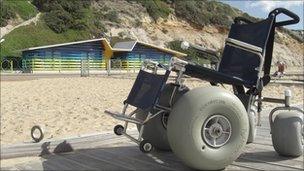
105,8,302,170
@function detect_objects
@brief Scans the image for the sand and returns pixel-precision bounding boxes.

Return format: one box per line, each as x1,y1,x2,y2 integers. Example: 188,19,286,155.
1,75,303,145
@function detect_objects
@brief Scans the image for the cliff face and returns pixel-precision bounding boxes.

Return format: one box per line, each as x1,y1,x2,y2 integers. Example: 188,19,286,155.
94,0,303,67
1,0,303,67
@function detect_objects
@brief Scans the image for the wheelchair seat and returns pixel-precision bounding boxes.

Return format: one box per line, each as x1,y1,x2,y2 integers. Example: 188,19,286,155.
185,64,255,87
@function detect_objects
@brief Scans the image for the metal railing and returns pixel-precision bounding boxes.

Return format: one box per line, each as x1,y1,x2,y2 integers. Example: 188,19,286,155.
3,58,205,75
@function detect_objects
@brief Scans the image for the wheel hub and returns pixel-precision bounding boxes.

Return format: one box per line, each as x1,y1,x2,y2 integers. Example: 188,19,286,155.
202,115,232,148
209,123,224,138
143,143,152,151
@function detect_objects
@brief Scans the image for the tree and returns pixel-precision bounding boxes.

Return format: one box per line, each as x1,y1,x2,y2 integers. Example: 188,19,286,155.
43,10,72,33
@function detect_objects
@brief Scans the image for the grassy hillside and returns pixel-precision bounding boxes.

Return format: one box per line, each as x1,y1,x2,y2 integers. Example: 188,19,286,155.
0,19,91,58
5,0,38,20
0,3,109,58
0,0,38,26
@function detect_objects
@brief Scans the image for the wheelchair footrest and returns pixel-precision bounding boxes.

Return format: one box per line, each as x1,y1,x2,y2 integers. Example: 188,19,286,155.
104,110,143,124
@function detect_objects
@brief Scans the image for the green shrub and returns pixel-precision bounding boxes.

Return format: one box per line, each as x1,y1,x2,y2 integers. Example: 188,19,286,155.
174,0,240,27
93,20,107,32
43,10,72,33
0,0,16,27
166,40,211,65
33,0,91,33
72,19,87,30
4,0,38,20
104,10,120,23
134,19,142,27
133,0,171,21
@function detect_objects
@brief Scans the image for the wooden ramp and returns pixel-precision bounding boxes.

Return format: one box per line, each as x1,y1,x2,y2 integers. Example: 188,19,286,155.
1,116,303,170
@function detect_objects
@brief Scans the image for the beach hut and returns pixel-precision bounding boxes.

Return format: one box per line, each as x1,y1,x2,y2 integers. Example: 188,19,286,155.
21,39,186,71
21,38,112,71
112,40,187,69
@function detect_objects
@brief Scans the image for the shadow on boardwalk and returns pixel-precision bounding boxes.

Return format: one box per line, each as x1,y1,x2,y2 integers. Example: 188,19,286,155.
8,142,300,171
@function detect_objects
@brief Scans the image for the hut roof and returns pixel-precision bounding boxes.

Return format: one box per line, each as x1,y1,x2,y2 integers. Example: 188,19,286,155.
22,38,110,51
112,40,187,57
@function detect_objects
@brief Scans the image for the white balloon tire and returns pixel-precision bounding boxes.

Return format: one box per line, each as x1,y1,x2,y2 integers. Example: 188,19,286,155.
167,87,249,170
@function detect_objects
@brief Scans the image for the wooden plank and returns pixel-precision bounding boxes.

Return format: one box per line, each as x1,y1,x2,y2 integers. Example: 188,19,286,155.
82,145,185,170
59,152,128,170
38,154,94,170
1,132,124,159
0,166,20,171
235,157,301,171
1,105,303,171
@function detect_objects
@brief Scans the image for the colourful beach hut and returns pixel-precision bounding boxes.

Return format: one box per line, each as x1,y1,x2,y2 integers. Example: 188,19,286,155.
21,39,186,71
21,38,112,71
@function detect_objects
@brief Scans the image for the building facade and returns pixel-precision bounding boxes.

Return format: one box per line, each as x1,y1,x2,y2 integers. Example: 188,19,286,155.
21,39,186,71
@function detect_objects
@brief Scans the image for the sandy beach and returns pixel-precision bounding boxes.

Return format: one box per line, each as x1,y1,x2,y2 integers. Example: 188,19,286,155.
1,74,303,145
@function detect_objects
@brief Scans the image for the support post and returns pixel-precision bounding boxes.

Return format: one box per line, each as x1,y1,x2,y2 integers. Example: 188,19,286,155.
10,60,13,72
107,59,111,76
81,59,89,77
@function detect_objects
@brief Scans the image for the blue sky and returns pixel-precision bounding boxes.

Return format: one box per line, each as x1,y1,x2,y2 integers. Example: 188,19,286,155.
220,0,303,30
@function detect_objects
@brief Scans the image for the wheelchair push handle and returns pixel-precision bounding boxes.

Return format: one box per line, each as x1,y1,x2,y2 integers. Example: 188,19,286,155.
269,8,300,27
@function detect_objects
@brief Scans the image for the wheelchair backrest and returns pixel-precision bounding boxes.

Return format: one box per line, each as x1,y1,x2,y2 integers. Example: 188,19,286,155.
124,70,170,111
218,17,275,87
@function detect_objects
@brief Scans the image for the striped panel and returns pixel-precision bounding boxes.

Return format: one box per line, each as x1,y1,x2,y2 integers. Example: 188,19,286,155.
23,59,106,71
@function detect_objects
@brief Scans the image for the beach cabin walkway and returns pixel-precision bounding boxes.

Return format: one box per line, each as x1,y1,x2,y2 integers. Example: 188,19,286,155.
1,111,303,170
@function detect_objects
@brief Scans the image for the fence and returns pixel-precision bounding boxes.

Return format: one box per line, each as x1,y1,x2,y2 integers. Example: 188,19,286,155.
20,58,171,72
22,58,107,71
1,58,23,73
3,58,208,74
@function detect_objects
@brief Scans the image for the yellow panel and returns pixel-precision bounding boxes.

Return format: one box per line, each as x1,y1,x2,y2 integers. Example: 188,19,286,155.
101,39,113,60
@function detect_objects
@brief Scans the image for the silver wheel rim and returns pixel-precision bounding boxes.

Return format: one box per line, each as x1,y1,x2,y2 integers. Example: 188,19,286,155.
202,115,232,148
143,143,152,151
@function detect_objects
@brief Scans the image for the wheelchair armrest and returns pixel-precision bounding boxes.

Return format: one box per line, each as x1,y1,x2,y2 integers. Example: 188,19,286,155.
225,38,264,76
226,38,263,54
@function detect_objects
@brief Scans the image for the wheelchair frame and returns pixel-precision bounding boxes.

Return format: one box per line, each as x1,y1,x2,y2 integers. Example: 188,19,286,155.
105,59,184,149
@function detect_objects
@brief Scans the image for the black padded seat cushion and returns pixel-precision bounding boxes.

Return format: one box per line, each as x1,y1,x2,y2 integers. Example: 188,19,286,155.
184,64,255,87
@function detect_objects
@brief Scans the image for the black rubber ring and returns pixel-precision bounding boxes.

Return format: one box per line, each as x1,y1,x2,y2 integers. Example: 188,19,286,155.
31,125,44,143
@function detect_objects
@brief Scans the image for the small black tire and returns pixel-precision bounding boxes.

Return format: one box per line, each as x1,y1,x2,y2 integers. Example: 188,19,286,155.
135,83,189,151
167,87,249,170
272,111,303,157
139,140,153,153
31,125,44,143
158,83,189,108
114,125,124,136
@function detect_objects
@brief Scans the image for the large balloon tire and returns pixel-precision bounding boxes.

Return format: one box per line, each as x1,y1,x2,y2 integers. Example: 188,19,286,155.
167,87,249,170
271,111,303,157
135,83,189,151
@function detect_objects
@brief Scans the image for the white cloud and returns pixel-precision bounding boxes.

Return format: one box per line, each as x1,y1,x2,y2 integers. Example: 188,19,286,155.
247,1,303,12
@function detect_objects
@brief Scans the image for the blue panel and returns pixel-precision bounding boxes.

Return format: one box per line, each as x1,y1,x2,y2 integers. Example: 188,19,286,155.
112,44,173,63
22,41,104,60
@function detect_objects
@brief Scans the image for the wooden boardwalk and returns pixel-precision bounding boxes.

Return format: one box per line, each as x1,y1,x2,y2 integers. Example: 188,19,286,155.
1,115,303,170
